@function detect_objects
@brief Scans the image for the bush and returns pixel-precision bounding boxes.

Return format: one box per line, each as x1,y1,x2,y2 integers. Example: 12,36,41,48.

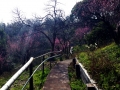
77,43,120,89
73,45,88,53
85,21,113,46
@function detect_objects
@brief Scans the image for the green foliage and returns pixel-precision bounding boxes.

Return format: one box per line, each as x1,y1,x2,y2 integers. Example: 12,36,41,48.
33,68,50,90
77,52,90,67
77,43,120,90
95,43,120,61
0,67,50,90
70,80,85,90
0,74,12,88
0,29,6,55
85,22,113,46
73,45,88,53
10,71,29,90
68,63,86,90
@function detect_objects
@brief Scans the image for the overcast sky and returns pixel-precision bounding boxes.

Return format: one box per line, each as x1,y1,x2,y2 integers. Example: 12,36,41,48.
0,0,80,24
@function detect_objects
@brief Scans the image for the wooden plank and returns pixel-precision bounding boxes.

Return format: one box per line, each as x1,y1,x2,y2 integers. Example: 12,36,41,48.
86,83,96,90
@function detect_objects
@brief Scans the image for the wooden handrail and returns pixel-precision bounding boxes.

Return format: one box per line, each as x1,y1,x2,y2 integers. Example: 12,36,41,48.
34,50,62,59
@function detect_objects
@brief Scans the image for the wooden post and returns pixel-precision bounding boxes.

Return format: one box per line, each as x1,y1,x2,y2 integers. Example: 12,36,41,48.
66,47,69,59
29,63,33,90
72,58,76,68
75,64,81,79
59,51,63,61
42,56,45,74
60,55,63,61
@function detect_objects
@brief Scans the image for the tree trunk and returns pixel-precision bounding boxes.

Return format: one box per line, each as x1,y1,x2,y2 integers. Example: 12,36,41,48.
50,43,55,61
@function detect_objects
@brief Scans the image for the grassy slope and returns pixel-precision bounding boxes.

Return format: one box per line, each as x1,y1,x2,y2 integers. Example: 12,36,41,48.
77,43,120,90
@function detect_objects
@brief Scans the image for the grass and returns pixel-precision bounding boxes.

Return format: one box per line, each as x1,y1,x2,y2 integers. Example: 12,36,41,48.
77,52,90,68
68,62,86,90
0,55,62,90
0,72,13,88
33,68,50,90
76,43,120,90
0,65,50,90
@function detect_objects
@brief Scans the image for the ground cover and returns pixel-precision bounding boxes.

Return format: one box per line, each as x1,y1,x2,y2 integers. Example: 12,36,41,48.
77,43,120,90
68,62,86,90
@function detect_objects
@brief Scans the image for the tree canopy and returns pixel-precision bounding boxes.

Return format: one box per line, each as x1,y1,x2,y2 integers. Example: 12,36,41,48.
71,0,120,45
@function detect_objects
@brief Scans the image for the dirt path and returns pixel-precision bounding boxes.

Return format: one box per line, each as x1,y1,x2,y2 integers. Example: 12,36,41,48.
42,60,71,90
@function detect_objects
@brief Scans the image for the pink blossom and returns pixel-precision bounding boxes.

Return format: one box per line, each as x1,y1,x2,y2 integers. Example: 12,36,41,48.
75,27,90,39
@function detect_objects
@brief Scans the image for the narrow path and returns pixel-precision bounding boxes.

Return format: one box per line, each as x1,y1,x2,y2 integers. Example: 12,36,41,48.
42,60,71,90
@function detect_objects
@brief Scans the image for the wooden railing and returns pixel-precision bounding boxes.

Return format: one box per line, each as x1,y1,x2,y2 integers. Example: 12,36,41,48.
0,51,62,90
72,58,99,90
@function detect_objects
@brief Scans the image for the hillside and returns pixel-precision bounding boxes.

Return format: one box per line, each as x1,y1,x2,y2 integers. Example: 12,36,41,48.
76,43,120,90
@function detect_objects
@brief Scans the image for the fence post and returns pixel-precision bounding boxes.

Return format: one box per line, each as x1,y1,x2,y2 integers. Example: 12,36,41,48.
29,63,33,90
42,56,45,74
60,55,63,61
75,64,81,79
66,47,69,59
72,58,76,68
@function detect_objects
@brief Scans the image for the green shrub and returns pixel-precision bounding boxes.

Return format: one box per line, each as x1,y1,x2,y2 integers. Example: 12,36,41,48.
77,43,120,90
73,45,88,53
78,52,90,67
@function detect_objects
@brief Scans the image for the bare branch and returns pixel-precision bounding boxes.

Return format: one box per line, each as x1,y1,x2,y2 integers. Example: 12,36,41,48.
12,8,26,24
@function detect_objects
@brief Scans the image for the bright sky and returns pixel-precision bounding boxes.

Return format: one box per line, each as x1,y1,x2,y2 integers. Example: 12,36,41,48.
0,0,80,24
